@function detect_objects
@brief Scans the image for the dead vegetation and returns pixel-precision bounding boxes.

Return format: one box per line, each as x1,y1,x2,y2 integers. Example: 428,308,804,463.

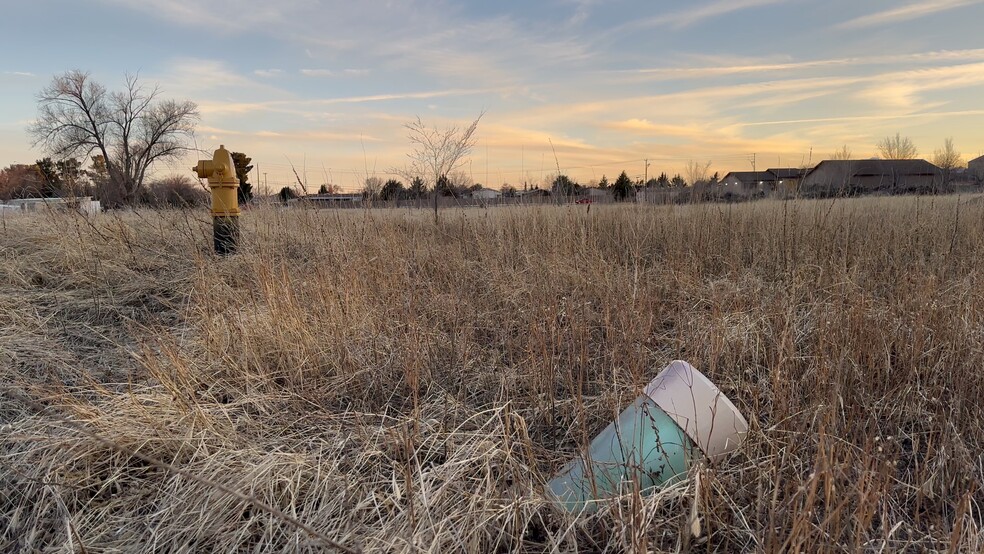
2,196,984,552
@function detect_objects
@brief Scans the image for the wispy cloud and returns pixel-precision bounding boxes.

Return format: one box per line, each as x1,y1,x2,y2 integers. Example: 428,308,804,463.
614,49,984,80
199,125,381,142
628,0,789,29
97,0,306,32
299,68,370,78
607,119,713,138
197,87,503,116
300,69,335,77
734,109,984,128
838,0,982,29
561,0,599,26
305,88,503,106
253,69,283,78
853,61,984,109
3,71,36,77
161,58,290,97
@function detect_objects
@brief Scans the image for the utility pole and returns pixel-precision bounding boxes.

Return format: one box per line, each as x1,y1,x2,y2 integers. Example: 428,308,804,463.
644,159,651,184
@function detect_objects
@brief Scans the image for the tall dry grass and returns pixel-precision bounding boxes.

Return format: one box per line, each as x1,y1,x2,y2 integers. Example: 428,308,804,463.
2,195,984,552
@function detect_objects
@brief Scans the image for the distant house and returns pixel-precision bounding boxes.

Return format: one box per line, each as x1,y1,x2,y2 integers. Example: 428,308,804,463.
718,171,773,191
3,196,100,215
969,155,984,179
301,193,363,207
718,168,805,193
768,168,807,193
800,159,944,196
515,187,550,198
470,188,500,200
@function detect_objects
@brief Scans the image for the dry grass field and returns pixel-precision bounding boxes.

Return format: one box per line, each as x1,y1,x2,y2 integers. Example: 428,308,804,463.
2,196,984,552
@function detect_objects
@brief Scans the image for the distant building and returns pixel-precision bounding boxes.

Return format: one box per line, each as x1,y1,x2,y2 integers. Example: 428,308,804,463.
515,187,550,198
300,193,363,207
470,188,500,200
969,155,984,178
718,171,773,191
2,196,100,215
799,159,943,196
718,168,805,194
768,168,808,193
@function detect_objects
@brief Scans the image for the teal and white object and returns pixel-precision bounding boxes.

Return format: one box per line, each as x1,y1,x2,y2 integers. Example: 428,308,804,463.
548,360,748,513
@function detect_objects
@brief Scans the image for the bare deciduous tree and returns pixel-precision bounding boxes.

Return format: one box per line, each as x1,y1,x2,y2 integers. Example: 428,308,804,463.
362,176,383,200
932,137,962,171
830,145,853,160
933,137,963,188
393,112,484,219
28,70,199,206
447,170,473,192
684,160,713,186
876,132,918,160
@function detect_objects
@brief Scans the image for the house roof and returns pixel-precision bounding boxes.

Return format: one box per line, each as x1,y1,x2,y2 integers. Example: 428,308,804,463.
805,159,941,179
721,171,775,183
767,168,807,179
969,154,984,165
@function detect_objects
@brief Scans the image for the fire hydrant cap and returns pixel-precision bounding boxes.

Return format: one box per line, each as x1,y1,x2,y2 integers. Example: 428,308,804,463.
643,361,748,464
211,146,236,181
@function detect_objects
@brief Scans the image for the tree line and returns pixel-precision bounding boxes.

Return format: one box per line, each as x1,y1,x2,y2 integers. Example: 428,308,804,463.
0,151,255,208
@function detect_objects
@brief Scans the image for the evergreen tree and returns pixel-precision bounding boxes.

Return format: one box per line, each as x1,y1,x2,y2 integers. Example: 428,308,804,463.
231,152,253,203
436,174,456,197
278,186,297,204
552,174,580,196
409,176,427,198
612,170,634,201
56,158,85,195
35,158,61,197
380,179,405,201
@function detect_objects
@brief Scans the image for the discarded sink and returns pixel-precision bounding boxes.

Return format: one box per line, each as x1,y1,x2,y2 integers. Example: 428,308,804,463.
547,360,748,513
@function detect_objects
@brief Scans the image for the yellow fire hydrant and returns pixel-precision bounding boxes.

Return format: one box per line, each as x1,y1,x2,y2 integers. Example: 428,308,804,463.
193,145,240,255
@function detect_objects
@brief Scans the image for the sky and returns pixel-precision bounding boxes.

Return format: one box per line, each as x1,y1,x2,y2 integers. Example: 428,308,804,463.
2,0,984,193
